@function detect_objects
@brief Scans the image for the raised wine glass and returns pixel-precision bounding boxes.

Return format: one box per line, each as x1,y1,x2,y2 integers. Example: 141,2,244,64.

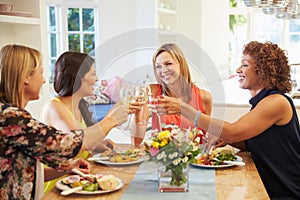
119,83,138,131
118,83,150,146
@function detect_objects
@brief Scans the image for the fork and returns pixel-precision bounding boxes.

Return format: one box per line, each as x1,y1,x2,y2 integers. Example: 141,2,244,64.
212,158,245,166
71,168,95,182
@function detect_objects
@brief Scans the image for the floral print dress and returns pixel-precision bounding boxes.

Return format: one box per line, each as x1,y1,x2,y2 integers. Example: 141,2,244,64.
0,104,84,200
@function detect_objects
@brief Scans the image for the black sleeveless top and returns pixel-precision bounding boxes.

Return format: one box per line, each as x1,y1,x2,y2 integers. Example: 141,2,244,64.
245,89,300,199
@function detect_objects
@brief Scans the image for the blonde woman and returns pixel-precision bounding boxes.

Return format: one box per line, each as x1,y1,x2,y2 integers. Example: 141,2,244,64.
132,43,212,146
0,44,127,199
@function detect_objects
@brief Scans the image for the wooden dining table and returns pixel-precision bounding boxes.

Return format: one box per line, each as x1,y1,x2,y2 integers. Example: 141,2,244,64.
42,145,269,200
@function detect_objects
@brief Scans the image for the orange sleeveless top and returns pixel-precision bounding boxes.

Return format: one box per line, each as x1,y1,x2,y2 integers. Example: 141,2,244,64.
151,84,205,130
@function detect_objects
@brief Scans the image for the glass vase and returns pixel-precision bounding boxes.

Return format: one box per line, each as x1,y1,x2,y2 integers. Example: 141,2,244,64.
158,165,189,192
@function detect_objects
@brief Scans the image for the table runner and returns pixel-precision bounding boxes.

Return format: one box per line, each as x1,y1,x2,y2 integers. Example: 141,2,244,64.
121,162,216,200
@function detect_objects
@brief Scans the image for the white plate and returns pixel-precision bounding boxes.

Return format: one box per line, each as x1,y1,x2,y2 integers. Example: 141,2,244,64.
91,152,145,166
56,175,124,195
95,157,145,166
189,155,243,168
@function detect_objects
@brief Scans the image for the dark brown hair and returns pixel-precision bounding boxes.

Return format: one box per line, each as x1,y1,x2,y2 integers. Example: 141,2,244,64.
243,41,292,93
54,51,95,126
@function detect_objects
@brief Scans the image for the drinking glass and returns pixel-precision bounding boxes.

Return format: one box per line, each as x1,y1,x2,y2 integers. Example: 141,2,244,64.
118,83,150,133
131,84,151,146
148,94,162,132
119,83,138,131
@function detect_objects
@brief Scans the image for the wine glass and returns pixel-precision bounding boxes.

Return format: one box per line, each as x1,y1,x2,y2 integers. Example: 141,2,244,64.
119,83,138,131
135,84,150,103
118,82,151,146
131,84,151,146
148,94,162,132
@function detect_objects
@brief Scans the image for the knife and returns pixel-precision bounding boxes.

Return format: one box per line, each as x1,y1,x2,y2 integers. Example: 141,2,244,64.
61,186,83,195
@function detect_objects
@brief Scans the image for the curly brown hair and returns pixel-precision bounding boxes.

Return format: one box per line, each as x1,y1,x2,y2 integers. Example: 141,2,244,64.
242,41,292,93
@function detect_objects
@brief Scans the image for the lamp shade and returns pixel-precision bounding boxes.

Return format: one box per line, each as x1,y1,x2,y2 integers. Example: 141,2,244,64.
244,0,288,8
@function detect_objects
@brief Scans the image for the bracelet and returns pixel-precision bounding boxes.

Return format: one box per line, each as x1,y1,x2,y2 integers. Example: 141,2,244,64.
193,111,201,127
136,121,148,127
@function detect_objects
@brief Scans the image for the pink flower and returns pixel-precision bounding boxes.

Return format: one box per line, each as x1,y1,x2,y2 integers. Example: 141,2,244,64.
149,147,160,156
4,125,22,136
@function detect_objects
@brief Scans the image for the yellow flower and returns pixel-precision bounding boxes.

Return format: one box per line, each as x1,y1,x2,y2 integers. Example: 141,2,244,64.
157,130,171,140
159,139,169,147
152,141,160,149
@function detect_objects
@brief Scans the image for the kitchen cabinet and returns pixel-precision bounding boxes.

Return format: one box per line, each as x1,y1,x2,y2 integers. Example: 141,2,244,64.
135,0,178,46
0,0,49,119
156,0,178,45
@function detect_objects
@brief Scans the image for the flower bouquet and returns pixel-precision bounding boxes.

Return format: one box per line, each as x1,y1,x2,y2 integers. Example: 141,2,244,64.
144,125,201,192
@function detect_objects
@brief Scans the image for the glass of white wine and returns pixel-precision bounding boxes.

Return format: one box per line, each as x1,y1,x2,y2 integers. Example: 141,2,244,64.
118,82,151,145
119,83,138,131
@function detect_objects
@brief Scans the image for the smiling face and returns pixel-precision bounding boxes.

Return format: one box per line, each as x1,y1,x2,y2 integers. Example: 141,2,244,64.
236,54,264,95
155,51,181,86
78,64,98,97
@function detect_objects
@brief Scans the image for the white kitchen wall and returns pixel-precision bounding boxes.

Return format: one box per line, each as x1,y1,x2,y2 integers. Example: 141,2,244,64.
96,0,237,122
96,0,229,89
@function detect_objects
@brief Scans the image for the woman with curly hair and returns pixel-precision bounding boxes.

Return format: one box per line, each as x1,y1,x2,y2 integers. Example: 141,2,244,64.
149,41,300,199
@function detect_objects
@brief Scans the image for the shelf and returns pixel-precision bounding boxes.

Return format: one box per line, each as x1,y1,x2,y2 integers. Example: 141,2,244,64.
158,7,177,15
158,29,177,35
0,15,39,25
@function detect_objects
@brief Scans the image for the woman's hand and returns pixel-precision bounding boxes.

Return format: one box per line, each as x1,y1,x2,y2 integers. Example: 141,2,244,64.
66,158,90,174
128,96,145,114
213,138,228,149
129,97,150,124
202,133,221,154
148,95,182,115
106,101,129,126
94,139,117,152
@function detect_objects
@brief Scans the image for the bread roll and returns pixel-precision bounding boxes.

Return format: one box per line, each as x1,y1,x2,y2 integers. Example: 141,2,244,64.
97,175,118,190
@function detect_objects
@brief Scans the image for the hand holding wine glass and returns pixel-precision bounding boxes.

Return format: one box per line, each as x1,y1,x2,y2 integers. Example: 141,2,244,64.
118,83,137,131
118,83,150,131
120,83,150,146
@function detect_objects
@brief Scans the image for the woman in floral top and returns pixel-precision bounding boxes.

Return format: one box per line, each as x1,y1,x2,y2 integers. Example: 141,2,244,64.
0,44,128,200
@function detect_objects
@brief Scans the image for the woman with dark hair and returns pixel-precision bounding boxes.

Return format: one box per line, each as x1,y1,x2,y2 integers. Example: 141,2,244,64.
42,51,128,194
151,41,300,199
52,51,99,127
0,44,121,199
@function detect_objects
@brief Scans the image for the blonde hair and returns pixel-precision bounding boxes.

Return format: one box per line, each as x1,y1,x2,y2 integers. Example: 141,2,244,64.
152,43,193,102
0,44,42,107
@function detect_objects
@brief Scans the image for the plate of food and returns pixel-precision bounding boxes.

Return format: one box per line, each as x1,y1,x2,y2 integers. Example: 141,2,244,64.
56,174,123,195
89,149,145,166
189,147,244,168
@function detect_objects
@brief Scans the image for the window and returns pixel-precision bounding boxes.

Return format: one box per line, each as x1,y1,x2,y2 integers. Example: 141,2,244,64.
67,7,95,54
229,0,300,74
47,5,60,83
46,0,97,83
